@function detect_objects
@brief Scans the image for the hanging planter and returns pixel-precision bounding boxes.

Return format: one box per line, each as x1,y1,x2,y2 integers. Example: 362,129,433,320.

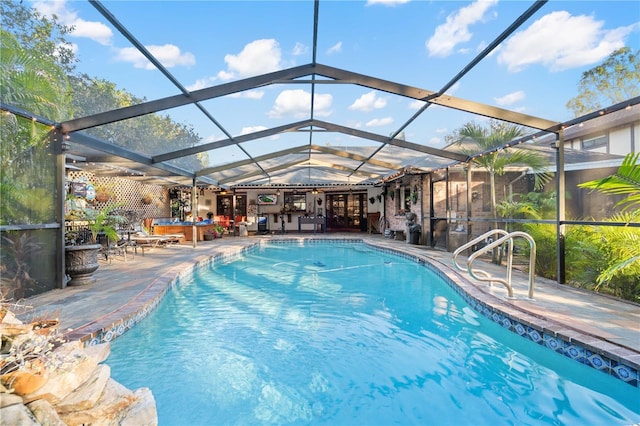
369,197,375,204
94,192,111,203
141,194,153,205
410,185,419,204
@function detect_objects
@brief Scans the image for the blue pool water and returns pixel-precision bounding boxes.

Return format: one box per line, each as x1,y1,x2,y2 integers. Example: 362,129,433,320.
108,242,640,425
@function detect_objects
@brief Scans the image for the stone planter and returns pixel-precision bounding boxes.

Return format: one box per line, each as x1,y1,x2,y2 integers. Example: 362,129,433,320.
64,244,102,286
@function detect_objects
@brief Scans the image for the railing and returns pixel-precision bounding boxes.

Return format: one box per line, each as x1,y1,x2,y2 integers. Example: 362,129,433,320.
452,229,536,299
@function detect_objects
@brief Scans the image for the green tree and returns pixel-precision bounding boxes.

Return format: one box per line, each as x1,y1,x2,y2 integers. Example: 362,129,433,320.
577,152,640,297
0,30,73,225
69,74,208,171
0,0,76,74
451,121,551,262
578,152,640,213
566,47,640,117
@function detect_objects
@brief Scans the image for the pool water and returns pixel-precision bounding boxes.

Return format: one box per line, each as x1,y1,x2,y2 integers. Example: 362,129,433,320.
107,242,640,425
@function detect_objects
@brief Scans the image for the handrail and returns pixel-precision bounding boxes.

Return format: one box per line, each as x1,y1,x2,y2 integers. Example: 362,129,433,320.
452,229,509,281
453,229,536,300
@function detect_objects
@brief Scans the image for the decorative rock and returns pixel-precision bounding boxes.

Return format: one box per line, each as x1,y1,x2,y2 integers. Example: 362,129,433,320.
119,388,157,426
0,306,157,425
55,364,111,413
0,391,24,408
58,378,145,426
27,399,67,426
0,402,41,425
84,343,111,364
22,343,100,404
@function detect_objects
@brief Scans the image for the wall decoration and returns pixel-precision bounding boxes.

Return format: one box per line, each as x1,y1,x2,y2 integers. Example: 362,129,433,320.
257,194,278,205
71,182,86,197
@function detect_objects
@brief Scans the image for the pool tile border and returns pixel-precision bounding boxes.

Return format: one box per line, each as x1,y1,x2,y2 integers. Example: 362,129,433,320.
68,237,639,388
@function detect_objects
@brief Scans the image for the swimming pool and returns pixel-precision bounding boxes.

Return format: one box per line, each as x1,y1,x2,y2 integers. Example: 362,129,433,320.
107,241,640,425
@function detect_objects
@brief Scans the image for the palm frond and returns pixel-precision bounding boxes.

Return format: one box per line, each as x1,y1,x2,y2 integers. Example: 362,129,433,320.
579,153,640,212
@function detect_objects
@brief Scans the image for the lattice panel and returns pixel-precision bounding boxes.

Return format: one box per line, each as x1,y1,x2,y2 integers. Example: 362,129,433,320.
67,171,170,223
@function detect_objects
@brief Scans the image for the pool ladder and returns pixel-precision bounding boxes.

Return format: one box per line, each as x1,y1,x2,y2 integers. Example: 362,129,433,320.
452,229,536,300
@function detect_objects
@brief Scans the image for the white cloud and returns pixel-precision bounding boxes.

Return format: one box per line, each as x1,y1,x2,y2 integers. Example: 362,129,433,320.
115,44,195,70
349,91,387,111
365,117,394,127
240,126,268,135
33,0,113,45
435,128,448,134
426,0,498,57
498,11,634,72
187,77,216,91
366,0,410,6
428,137,442,146
217,70,235,81
229,90,265,100
71,19,113,46
494,90,525,106
409,100,426,110
444,82,461,96
268,90,333,119
292,42,308,56
326,42,343,55
222,39,283,79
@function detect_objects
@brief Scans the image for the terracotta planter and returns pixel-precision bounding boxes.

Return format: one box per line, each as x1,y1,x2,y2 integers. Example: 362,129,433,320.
31,320,60,336
65,244,102,286
95,192,111,203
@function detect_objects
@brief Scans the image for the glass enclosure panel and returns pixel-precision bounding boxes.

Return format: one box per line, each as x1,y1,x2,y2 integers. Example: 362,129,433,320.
1,116,59,300
1,118,57,225
1,228,58,299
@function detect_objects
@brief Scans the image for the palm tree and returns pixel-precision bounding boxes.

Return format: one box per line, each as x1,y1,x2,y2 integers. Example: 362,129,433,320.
453,120,551,263
1,30,73,225
578,152,640,296
578,152,640,213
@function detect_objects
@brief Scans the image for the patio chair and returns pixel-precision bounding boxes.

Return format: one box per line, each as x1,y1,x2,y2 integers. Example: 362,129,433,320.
99,238,129,264
129,231,171,255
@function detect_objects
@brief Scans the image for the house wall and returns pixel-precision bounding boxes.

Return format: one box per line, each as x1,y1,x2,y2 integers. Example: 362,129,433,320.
191,188,385,234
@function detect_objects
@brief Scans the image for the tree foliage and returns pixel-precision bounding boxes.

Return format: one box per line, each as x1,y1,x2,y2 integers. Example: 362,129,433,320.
578,152,640,213
566,47,640,117
69,74,208,171
450,120,551,263
1,30,72,225
0,0,76,74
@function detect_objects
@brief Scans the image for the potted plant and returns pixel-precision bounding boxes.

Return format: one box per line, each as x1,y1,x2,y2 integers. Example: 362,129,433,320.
213,224,225,238
93,184,115,203
141,193,153,205
64,203,125,286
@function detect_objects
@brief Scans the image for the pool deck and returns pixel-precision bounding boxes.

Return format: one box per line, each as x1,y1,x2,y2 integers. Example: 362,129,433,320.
14,233,640,385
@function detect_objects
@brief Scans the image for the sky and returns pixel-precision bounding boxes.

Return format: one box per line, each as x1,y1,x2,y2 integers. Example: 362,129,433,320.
32,0,640,165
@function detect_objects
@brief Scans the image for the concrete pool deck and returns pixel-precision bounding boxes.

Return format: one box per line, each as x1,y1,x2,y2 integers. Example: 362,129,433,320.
15,233,640,386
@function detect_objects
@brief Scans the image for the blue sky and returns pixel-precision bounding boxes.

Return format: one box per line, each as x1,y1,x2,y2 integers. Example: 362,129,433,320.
34,0,639,160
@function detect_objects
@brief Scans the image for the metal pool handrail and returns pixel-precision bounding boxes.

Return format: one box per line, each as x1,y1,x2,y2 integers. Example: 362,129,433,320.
453,229,537,300
452,229,510,281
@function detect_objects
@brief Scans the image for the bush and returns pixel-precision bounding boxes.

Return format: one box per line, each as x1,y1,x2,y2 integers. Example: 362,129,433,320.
523,221,640,303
